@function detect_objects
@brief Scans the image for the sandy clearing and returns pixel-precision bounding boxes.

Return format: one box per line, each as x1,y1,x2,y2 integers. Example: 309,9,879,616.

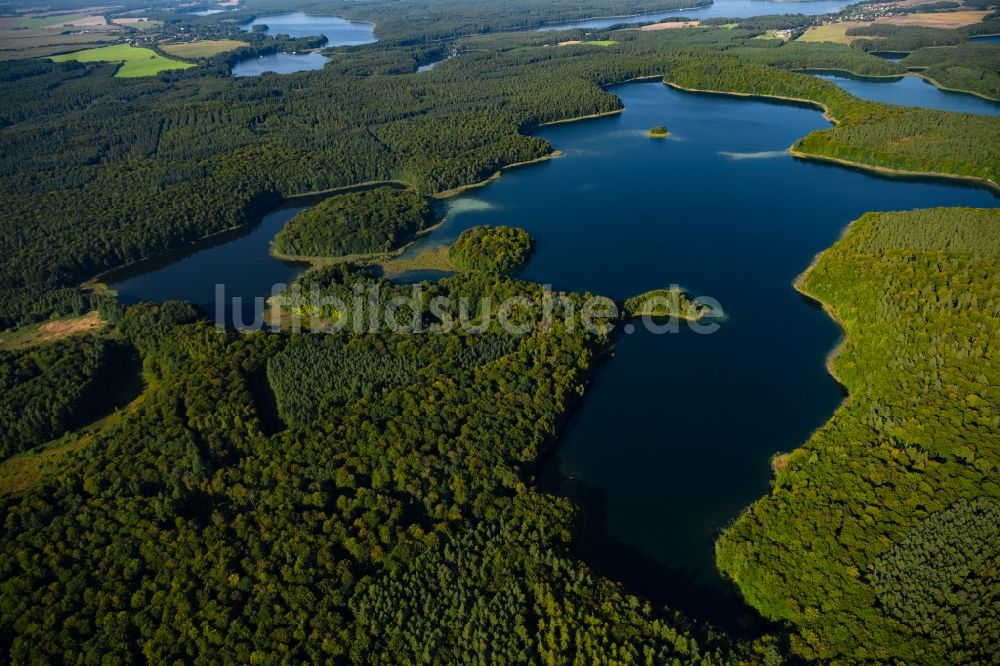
35,311,105,342
641,20,701,30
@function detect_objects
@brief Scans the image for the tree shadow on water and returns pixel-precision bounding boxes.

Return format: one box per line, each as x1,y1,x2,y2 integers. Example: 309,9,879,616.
551,479,774,638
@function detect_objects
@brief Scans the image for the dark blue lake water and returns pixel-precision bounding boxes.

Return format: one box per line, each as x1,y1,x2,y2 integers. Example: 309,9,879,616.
232,12,376,76
108,81,998,627
537,0,851,30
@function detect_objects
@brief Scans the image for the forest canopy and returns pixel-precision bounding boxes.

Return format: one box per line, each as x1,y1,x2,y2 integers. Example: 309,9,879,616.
449,225,534,274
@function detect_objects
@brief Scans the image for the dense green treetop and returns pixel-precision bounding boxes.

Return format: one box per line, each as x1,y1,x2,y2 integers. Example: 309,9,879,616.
623,288,708,319
449,225,534,274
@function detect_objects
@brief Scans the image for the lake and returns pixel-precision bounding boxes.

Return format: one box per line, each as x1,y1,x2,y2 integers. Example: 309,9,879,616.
972,34,1000,44
233,12,376,76
232,52,329,77
108,81,997,628
813,72,1000,116
107,200,314,328
537,0,851,30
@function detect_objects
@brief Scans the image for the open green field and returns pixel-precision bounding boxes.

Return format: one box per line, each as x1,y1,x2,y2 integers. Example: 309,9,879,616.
160,39,249,58
17,13,86,29
51,44,194,77
0,32,116,61
798,22,871,44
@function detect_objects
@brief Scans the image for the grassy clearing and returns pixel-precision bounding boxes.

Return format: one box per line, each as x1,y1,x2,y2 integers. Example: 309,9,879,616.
877,10,990,28
380,246,455,276
558,39,617,46
111,18,162,31
0,435,90,496
161,39,249,58
0,369,151,496
0,33,117,60
51,44,194,77
0,311,104,350
798,22,871,45
0,13,118,60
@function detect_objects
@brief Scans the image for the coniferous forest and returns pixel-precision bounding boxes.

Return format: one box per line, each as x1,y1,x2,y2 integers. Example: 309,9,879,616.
0,0,998,662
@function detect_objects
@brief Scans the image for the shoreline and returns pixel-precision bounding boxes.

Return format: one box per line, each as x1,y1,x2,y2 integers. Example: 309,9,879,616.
801,67,1000,103
775,247,853,482
792,67,905,82
911,72,1000,103
431,150,566,199
663,81,839,124
788,147,1000,194
535,4,710,30
624,310,706,322
536,108,623,128
792,250,849,396
268,213,451,270
664,81,998,193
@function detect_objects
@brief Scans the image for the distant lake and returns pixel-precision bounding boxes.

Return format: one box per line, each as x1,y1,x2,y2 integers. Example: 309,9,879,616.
813,72,1000,116
871,51,907,61
972,34,1000,44
232,12,376,76
240,12,376,44
232,52,328,77
537,0,852,30
107,82,997,627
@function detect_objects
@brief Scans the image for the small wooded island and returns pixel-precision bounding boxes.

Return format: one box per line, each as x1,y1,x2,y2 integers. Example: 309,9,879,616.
623,288,711,320
272,186,434,261
449,225,534,274
648,125,670,138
